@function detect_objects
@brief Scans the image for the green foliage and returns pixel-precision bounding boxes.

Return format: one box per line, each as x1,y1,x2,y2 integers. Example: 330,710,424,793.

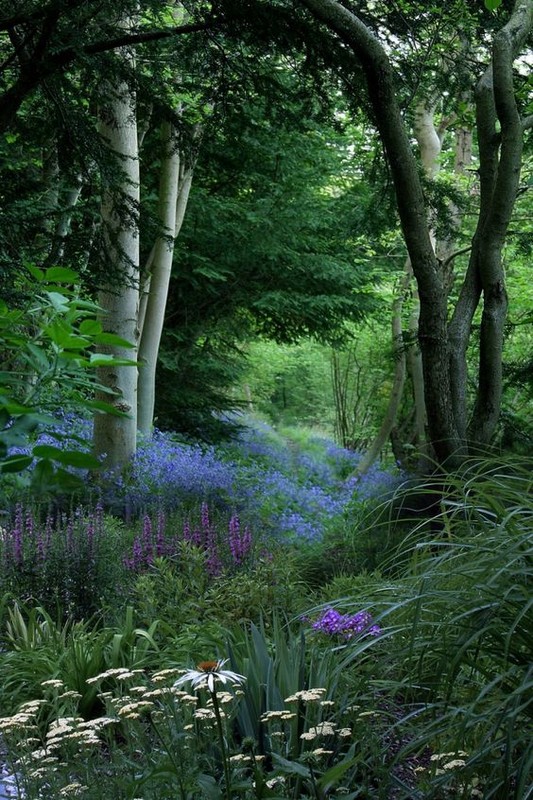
330,457,533,798
132,545,309,635
153,85,388,436
0,602,162,720
0,267,135,497
242,340,336,429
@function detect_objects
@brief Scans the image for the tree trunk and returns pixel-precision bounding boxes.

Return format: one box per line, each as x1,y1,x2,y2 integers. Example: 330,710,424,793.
137,120,181,435
450,0,532,447
137,119,198,435
298,0,532,468
354,277,407,475
299,0,463,466
93,32,140,468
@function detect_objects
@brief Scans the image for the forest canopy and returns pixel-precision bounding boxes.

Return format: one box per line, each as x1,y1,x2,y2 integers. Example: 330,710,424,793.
0,0,531,473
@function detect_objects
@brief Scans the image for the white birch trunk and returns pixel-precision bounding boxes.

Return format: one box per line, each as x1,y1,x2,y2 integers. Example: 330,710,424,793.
137,121,180,435
93,35,140,468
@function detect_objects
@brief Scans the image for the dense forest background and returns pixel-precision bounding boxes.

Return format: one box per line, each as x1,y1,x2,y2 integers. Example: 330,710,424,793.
0,0,532,482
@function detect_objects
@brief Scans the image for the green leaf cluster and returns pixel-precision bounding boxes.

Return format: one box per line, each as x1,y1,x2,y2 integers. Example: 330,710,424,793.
0,267,136,495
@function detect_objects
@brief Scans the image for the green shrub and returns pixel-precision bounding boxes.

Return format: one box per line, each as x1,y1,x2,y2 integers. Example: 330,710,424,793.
132,544,309,633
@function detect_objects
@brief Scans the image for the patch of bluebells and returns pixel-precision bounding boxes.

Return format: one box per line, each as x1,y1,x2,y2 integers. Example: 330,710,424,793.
234,465,344,542
310,607,382,639
231,423,293,472
7,412,403,545
345,462,406,502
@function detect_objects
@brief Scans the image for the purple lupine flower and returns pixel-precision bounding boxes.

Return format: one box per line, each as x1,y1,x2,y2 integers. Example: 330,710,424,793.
155,510,166,557
44,511,53,552
141,514,153,565
13,504,23,566
200,502,211,542
36,526,46,564
132,535,143,571
86,518,95,559
228,514,252,565
25,508,34,543
205,544,223,578
183,519,202,548
95,498,104,534
242,525,252,558
66,514,74,561
229,513,241,564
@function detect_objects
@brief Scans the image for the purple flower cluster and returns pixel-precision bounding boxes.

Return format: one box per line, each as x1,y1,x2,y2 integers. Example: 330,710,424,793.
311,607,382,639
228,514,252,565
0,501,123,618
6,412,404,547
119,432,239,514
124,503,254,577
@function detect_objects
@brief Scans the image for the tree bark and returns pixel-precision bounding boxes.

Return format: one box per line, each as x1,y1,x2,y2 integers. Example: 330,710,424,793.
298,0,532,467
137,120,181,435
450,0,532,447
299,0,463,465
93,31,140,468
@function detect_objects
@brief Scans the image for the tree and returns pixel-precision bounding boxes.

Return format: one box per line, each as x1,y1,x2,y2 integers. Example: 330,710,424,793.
292,0,533,467
152,75,389,436
92,17,141,468
0,0,208,134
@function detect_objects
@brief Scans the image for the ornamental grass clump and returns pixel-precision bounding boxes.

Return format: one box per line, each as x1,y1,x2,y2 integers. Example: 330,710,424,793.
340,456,533,799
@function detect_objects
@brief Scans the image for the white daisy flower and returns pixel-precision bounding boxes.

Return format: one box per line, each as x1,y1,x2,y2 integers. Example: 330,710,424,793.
173,659,246,693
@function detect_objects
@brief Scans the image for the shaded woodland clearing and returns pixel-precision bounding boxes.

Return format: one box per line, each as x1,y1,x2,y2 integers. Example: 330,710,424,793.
0,0,532,797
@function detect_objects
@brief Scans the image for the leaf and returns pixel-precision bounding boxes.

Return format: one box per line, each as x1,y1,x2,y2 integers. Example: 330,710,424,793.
25,264,45,283
44,321,89,350
44,267,80,283
92,332,136,348
25,342,51,371
44,291,70,312
196,774,222,798
89,353,138,367
30,458,55,490
0,454,33,473
32,445,101,469
271,753,311,778
317,755,357,792
484,0,502,8
79,319,103,335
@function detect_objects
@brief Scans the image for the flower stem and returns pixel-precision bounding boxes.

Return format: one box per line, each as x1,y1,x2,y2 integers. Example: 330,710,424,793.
210,687,232,800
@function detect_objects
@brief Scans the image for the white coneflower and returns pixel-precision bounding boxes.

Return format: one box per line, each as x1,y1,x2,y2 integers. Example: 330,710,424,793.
173,659,246,693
